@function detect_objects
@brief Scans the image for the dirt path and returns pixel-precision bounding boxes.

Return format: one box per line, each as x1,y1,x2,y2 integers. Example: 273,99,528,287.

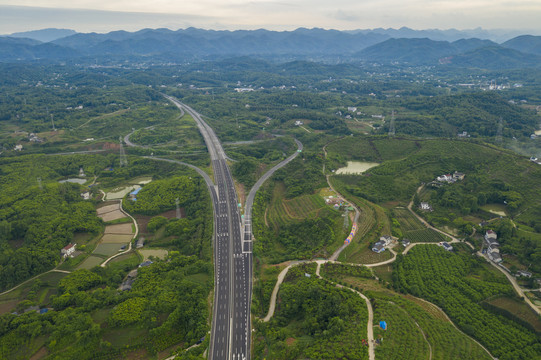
0,269,71,297
407,185,473,249
316,261,375,360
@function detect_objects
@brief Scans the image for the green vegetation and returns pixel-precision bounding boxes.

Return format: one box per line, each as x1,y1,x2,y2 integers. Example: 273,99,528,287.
393,245,541,359
253,181,347,262
254,264,369,360
122,176,195,215
405,229,448,243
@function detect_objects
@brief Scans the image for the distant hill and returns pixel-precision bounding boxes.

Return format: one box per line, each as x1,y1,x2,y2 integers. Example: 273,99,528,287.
355,38,499,64
51,27,390,58
0,37,79,61
7,28,76,42
356,38,456,64
502,35,541,55
446,46,541,69
349,26,526,43
0,27,539,69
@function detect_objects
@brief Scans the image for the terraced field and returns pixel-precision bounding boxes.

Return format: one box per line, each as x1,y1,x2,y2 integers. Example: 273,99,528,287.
267,184,336,228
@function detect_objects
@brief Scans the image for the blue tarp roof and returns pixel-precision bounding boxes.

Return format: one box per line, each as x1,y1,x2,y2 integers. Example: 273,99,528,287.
379,321,387,330
130,187,142,196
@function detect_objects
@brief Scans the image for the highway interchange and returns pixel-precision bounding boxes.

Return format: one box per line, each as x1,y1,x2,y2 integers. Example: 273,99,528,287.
164,96,250,360
161,95,303,360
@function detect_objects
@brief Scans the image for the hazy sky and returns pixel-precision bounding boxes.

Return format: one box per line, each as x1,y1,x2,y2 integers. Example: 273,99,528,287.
1,1,541,34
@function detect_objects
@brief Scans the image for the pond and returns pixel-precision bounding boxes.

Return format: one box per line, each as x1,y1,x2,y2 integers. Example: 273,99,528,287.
336,161,380,175
58,178,87,184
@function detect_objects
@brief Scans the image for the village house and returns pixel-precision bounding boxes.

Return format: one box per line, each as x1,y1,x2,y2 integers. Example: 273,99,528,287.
488,251,502,263
420,202,432,211
61,243,76,257
442,242,453,251
372,242,385,253
453,171,465,180
402,239,411,247
516,270,532,278
372,235,393,253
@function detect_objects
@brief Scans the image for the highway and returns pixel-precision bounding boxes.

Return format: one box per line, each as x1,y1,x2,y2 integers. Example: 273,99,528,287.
164,95,250,360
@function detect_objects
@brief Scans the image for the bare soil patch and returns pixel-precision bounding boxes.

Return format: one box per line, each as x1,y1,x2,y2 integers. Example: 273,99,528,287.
99,210,127,222
104,223,133,235
29,347,47,360
96,203,120,215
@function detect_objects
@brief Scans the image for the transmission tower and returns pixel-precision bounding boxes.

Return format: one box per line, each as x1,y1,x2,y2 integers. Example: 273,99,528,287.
388,110,396,137
119,136,128,167
176,198,181,219
496,117,503,144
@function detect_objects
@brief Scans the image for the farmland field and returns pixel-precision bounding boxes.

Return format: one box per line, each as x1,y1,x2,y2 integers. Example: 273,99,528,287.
139,249,168,261
94,243,127,256
394,207,425,232
372,300,430,360
101,234,133,243
486,296,541,333
77,255,104,269
405,228,448,243
267,183,338,229
104,223,133,234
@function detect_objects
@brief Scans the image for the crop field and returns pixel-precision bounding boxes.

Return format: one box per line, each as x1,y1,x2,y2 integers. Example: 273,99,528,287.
370,292,493,360
326,136,380,162
339,242,393,264
104,223,133,234
139,249,168,261
77,255,104,269
395,245,539,359
372,138,419,161
94,243,127,256
486,296,541,332
96,203,120,215
267,184,336,228
394,207,425,232
405,229,447,243
372,300,430,360
99,210,127,222
101,234,133,243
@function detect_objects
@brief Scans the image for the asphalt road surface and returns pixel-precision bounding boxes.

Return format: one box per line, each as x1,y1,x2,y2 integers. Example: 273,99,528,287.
163,95,250,360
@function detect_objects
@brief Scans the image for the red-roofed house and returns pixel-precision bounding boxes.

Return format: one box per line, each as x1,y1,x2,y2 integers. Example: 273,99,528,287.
61,243,76,257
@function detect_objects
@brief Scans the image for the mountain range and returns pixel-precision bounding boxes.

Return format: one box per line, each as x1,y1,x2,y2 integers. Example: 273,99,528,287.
0,27,540,69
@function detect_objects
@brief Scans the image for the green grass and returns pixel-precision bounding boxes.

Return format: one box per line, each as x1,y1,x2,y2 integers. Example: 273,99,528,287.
185,273,210,286
77,255,104,270
102,327,147,348
94,243,127,256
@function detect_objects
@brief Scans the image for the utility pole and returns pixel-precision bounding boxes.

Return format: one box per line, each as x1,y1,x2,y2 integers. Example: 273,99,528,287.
176,198,181,219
